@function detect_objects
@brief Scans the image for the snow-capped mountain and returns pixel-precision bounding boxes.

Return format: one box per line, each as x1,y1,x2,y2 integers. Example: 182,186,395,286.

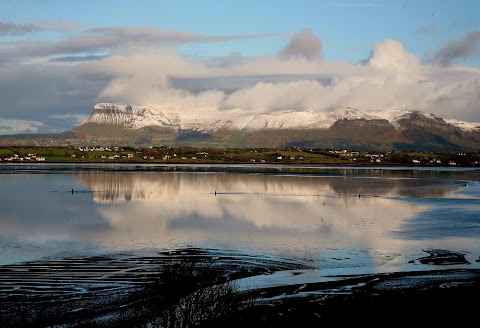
78,104,385,132
71,103,480,151
444,119,480,132
388,110,453,131
80,103,181,131
241,107,381,130
387,109,480,132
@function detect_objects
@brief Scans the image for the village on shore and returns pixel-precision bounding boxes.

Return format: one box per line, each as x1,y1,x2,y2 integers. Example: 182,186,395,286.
1,145,479,166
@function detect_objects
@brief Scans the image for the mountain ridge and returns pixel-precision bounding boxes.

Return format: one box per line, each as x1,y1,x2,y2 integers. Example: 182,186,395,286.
78,103,480,133
79,103,412,132
1,103,479,152
65,103,480,151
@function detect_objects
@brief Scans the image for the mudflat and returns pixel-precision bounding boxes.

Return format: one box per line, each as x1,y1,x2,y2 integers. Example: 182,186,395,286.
1,247,479,327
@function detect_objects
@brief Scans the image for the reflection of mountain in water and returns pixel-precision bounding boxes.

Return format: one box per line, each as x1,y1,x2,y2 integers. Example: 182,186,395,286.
75,172,461,203
327,177,461,198
70,171,436,259
76,172,182,202
2,170,478,273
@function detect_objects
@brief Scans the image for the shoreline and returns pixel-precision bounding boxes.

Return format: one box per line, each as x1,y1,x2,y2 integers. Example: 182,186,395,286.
1,159,478,167
1,161,478,172
1,247,479,326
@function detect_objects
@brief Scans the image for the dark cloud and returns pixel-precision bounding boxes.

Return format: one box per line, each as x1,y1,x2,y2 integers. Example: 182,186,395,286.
279,29,323,60
37,19,87,33
448,18,478,30
430,31,480,66
49,54,107,62
416,23,437,36
46,27,286,56
0,22,40,36
0,26,287,65
87,26,284,44
0,64,105,132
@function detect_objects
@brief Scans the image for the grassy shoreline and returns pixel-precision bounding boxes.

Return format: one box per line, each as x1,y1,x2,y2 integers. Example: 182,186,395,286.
1,145,480,166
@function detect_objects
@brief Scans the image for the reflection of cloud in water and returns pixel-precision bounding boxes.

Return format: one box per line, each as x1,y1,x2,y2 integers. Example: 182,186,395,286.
77,172,459,203
2,171,477,269
390,198,480,240
76,173,431,257
328,177,461,198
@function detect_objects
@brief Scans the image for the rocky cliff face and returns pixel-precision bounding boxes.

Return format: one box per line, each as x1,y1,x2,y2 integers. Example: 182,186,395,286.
71,103,480,151
77,104,386,132
387,110,480,151
82,103,181,131
332,118,393,128
393,111,454,131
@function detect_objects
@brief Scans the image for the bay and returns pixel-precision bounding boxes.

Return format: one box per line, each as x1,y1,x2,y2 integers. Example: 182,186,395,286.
1,163,479,276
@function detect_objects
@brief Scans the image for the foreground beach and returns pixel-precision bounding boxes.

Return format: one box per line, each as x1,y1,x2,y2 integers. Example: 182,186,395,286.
1,247,479,327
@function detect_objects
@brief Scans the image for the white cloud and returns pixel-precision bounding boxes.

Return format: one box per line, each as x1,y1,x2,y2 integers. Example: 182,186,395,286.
1,25,480,133
0,118,44,134
224,80,327,111
366,39,420,74
50,114,89,125
82,34,480,123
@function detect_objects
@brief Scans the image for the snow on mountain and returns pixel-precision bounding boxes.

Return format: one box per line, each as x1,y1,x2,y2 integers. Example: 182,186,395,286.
242,111,328,130
178,108,254,132
182,107,381,132
387,109,414,128
84,103,385,132
81,103,479,134
386,109,439,129
386,109,479,131
81,103,181,130
325,107,382,123
242,107,381,130
444,119,480,132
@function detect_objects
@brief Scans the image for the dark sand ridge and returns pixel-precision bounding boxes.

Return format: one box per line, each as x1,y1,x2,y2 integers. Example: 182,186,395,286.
1,247,479,327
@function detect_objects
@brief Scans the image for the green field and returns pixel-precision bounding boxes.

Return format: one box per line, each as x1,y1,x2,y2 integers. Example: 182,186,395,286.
0,145,479,166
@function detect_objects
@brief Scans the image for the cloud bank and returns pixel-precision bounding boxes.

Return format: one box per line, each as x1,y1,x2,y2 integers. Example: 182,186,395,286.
0,22,39,36
279,28,323,60
84,32,480,122
1,24,479,134
0,119,43,135
430,31,480,66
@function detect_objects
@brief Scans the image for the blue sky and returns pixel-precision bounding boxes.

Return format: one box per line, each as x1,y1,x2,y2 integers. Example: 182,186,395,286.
1,0,479,134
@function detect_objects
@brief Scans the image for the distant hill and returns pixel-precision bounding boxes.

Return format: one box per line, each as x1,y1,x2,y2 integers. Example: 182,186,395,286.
2,103,480,151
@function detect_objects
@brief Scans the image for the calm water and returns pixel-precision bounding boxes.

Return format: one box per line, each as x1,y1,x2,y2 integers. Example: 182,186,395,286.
1,164,479,275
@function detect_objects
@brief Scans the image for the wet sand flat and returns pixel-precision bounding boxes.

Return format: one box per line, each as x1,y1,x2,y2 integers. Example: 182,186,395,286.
1,248,479,327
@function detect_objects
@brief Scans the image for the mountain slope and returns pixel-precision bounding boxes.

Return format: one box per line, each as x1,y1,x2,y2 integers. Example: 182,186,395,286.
24,103,480,151
390,110,480,151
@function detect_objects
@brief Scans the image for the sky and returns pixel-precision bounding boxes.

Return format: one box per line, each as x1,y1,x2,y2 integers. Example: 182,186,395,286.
1,0,480,134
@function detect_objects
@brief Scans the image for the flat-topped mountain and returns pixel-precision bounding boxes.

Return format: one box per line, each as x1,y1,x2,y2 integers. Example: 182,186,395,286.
67,103,480,151
1,103,478,151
